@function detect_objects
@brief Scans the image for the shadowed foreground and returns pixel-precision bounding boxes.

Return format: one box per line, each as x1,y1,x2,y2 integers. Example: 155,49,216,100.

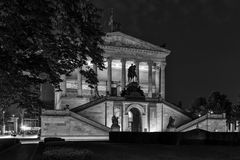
44,141,240,160
0,144,37,160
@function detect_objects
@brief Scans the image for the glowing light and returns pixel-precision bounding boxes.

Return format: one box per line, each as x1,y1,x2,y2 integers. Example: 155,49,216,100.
128,111,133,122
21,125,31,131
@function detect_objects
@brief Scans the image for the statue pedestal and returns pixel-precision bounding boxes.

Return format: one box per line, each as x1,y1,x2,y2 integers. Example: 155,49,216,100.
111,124,120,132
121,82,145,100
166,127,176,132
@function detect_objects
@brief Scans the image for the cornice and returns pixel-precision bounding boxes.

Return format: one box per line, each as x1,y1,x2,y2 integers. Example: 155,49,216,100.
100,45,170,62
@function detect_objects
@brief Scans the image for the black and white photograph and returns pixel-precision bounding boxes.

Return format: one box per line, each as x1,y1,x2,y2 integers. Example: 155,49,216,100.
1,0,240,160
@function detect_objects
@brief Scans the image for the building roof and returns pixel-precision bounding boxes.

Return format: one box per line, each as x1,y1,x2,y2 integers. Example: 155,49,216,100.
101,32,170,62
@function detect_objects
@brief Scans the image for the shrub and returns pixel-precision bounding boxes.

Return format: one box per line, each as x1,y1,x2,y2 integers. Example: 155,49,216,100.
44,137,65,143
42,148,93,160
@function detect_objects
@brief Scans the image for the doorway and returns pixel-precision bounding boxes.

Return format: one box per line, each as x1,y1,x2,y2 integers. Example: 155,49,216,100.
128,108,142,132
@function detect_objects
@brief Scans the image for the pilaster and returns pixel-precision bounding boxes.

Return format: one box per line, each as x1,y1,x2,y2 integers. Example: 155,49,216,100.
160,61,166,99
148,61,153,97
121,58,126,91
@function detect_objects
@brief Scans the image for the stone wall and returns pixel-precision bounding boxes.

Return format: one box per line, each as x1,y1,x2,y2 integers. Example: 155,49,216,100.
149,103,157,132
41,111,108,137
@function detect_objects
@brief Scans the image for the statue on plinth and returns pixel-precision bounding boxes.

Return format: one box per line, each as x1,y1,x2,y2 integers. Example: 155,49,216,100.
166,116,176,132
111,115,120,132
121,64,145,100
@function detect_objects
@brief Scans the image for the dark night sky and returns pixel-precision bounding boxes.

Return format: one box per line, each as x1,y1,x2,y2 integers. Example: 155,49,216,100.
93,0,240,108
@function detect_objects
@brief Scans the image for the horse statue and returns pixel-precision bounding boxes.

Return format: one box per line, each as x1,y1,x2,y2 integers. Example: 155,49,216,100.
128,64,137,82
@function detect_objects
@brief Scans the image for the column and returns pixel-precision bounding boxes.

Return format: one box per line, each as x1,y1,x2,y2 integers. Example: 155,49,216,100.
60,74,67,96
54,90,61,110
236,121,239,132
155,63,160,96
160,62,166,99
121,59,126,91
148,61,153,97
107,58,112,95
93,64,98,96
77,68,82,97
134,60,140,83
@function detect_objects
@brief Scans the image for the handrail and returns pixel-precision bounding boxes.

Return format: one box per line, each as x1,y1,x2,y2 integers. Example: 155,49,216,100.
176,114,208,132
70,96,107,113
176,113,227,132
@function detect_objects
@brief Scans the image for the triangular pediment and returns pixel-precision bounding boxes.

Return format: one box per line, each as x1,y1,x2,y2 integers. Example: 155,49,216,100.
103,32,168,52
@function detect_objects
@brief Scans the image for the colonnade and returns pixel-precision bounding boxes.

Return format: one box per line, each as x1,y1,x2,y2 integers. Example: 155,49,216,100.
60,58,166,99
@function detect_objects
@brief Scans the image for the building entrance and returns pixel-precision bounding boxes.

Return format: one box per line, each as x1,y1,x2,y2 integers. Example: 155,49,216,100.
128,108,142,132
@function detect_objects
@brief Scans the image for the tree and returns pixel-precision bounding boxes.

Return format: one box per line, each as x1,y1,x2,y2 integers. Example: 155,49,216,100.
228,104,240,123
0,0,105,110
190,97,207,118
207,91,232,115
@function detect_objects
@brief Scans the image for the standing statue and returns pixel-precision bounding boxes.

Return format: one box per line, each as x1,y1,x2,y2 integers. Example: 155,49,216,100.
128,64,137,82
111,115,120,132
166,116,176,132
112,115,119,125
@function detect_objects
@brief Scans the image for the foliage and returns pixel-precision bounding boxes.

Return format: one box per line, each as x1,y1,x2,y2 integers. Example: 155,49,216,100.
228,104,240,123
44,137,65,143
0,0,105,110
190,97,208,117
207,91,232,115
190,92,232,119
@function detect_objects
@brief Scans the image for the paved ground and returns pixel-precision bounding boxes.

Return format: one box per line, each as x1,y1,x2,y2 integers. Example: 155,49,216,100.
0,144,38,160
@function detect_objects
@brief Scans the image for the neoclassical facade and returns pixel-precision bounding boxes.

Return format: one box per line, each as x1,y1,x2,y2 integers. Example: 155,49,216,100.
41,32,204,139
54,32,170,110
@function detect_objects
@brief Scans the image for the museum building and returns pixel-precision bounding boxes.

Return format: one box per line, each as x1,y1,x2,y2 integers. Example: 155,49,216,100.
41,32,231,140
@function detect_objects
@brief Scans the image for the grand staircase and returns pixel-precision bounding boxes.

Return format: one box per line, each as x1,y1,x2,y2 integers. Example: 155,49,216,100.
70,96,107,113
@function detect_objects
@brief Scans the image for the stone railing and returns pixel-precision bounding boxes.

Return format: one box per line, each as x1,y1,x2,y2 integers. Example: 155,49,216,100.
70,96,108,113
208,113,226,119
176,113,227,132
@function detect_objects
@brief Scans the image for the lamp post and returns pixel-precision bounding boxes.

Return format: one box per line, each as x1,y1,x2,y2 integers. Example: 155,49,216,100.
12,114,18,135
